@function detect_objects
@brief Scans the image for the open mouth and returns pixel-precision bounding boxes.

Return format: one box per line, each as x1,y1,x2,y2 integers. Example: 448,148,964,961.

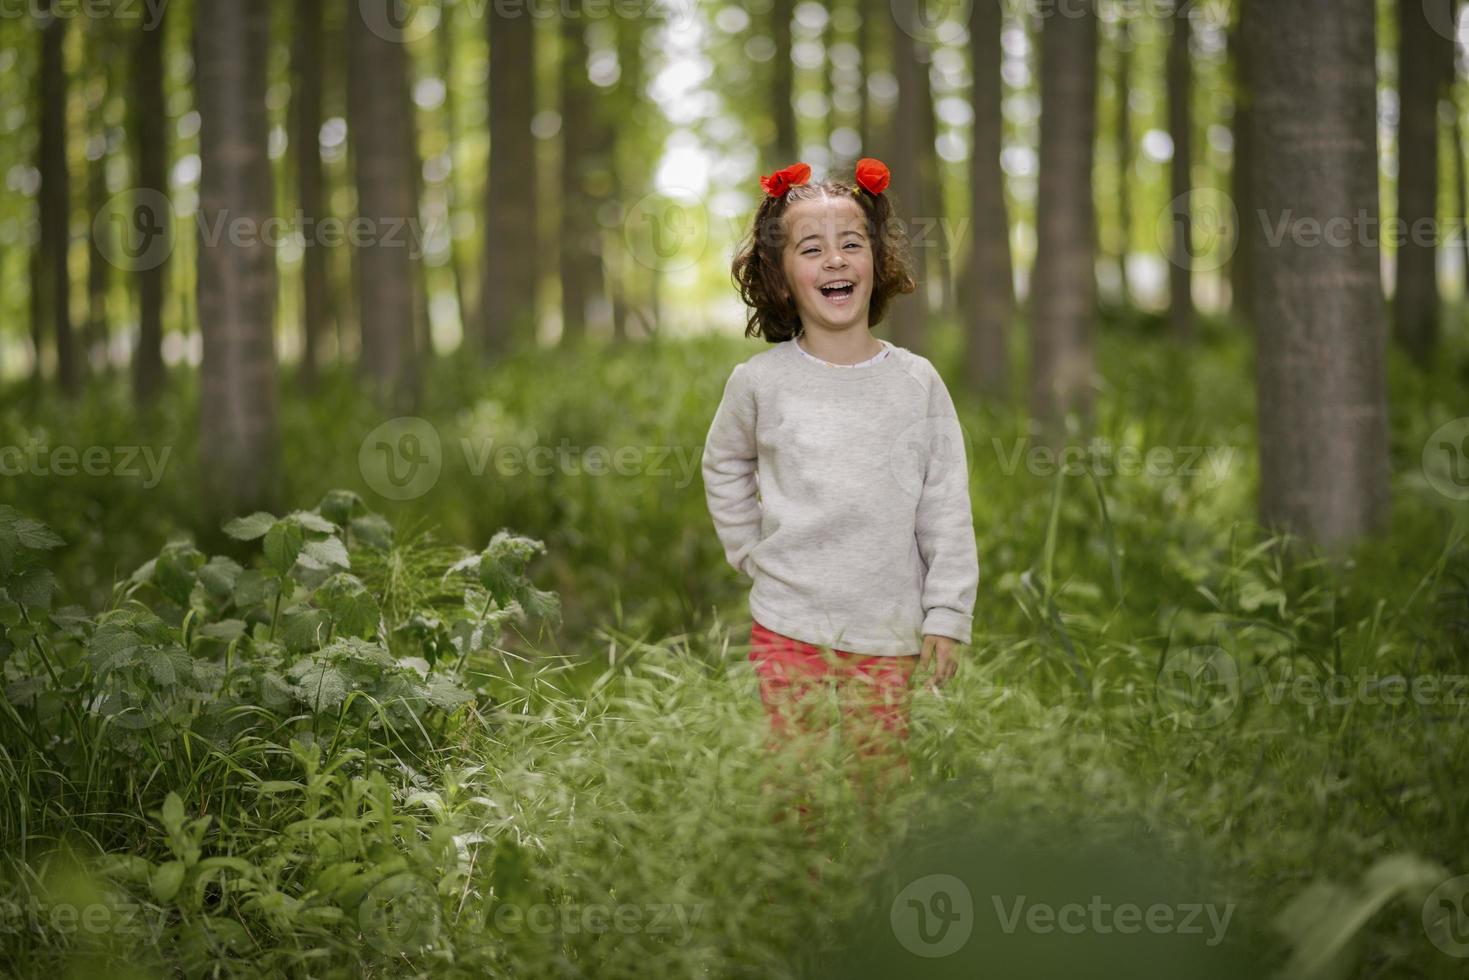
818,281,856,304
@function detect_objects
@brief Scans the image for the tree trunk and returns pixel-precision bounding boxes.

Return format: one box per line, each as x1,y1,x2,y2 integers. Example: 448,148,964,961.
484,2,539,353
1456,98,1469,298
916,45,950,315
560,13,591,342
857,0,873,155
291,0,325,387
349,0,421,407
1166,0,1194,340
132,3,167,401
965,0,1012,398
39,8,80,396
86,17,111,375
436,0,474,344
1114,17,1133,307
889,0,928,354
1393,0,1452,366
1228,1,1251,320
196,0,279,516
1245,0,1390,550
771,0,797,163
1029,0,1098,433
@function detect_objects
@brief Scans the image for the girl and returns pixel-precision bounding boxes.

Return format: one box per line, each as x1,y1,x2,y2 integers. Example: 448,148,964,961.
702,157,979,802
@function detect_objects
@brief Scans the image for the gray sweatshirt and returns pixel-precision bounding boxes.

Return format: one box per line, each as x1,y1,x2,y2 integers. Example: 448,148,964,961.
701,337,979,656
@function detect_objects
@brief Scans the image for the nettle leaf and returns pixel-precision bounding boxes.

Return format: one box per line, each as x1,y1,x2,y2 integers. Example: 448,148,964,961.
289,510,337,535
154,540,206,607
317,490,366,527
0,594,20,628
223,512,276,541
89,620,146,673
197,557,243,600
423,674,474,712
298,537,350,572
287,657,351,711
280,607,331,654
232,569,273,609
144,646,194,687
259,670,295,712
323,637,394,668
264,521,305,575
315,574,381,639
349,514,393,551
13,567,56,613
0,506,65,551
476,531,547,606
519,586,562,628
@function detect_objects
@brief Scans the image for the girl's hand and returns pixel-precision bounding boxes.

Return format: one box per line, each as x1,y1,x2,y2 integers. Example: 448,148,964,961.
916,634,959,688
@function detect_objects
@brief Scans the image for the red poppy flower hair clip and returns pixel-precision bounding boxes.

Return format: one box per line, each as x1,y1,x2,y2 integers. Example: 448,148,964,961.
757,158,893,198
759,162,811,197
854,157,891,195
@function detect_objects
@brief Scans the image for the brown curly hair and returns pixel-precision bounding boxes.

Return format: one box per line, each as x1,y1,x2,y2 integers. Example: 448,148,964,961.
730,174,918,343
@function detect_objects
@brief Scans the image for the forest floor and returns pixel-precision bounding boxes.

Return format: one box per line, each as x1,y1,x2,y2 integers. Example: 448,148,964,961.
0,311,1465,978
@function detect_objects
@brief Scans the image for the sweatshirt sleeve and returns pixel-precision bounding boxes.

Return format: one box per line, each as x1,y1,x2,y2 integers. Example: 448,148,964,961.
702,362,762,579
914,369,979,644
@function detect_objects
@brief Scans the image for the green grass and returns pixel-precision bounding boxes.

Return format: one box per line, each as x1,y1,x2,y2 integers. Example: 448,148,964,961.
0,311,1466,977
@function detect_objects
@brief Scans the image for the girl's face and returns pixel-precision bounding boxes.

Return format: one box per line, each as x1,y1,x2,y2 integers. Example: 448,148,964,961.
778,196,874,335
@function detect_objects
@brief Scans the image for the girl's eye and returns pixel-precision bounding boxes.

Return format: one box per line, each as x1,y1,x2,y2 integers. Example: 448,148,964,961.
844,242,861,249
802,248,819,256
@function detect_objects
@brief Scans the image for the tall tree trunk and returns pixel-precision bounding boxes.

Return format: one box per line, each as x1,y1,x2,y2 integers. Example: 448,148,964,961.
1166,0,1194,340
560,13,591,342
349,0,421,406
1393,0,1452,366
1456,97,1469,298
1029,0,1098,433
196,0,279,516
965,0,1012,398
132,4,167,401
484,2,539,353
291,0,325,387
1245,0,1389,550
86,17,111,375
857,0,873,155
39,8,80,396
771,0,797,163
1228,1,1251,320
889,0,928,354
916,45,950,315
436,0,474,343
1114,17,1133,307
